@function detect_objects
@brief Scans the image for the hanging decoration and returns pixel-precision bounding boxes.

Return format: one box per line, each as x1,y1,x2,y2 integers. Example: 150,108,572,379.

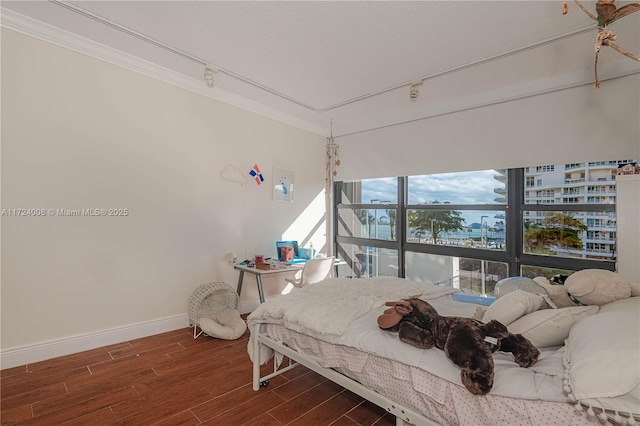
562,0,640,89
249,164,264,185
325,122,340,193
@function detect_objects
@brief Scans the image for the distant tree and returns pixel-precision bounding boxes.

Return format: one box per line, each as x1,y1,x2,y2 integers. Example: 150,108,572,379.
408,205,465,244
524,212,588,254
359,209,375,238
385,208,396,239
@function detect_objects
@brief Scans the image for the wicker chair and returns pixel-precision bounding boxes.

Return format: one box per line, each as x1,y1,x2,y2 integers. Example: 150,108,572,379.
188,282,239,339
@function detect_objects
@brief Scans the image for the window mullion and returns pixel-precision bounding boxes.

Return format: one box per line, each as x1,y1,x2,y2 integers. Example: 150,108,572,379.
398,176,407,278
507,168,524,275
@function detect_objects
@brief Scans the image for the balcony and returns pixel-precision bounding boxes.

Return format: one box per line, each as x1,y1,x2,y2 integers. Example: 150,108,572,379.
565,163,585,170
565,178,585,184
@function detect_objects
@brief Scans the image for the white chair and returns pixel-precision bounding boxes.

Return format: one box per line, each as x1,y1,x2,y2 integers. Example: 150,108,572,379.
285,257,336,288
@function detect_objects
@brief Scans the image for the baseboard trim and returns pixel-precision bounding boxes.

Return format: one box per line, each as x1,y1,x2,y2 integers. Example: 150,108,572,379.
0,314,190,370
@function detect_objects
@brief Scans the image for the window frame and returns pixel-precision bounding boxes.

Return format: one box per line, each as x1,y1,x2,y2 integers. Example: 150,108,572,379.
333,168,616,280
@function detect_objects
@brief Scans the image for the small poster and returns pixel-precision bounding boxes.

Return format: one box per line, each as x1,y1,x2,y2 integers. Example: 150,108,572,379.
274,168,294,202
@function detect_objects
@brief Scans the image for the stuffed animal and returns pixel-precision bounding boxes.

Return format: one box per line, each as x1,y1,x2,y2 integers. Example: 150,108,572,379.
534,269,640,308
377,298,539,395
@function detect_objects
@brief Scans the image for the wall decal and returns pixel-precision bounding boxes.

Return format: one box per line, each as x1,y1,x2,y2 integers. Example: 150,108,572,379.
220,164,246,185
249,164,264,185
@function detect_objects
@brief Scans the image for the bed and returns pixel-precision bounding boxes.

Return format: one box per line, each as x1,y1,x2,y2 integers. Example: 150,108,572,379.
247,276,640,426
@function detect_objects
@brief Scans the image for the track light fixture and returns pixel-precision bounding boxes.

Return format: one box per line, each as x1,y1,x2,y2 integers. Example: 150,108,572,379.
204,65,217,88
409,81,423,101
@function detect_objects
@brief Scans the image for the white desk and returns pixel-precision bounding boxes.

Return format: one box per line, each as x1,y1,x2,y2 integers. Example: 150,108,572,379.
234,259,344,303
234,264,301,304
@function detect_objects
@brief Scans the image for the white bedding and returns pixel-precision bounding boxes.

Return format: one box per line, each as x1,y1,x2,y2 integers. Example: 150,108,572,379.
265,324,601,426
339,299,569,403
247,276,569,403
248,276,455,336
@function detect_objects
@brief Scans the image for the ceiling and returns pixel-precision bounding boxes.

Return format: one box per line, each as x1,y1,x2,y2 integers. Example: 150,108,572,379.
2,1,639,137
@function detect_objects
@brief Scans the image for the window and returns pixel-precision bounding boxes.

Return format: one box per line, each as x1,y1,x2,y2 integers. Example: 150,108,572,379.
334,160,631,294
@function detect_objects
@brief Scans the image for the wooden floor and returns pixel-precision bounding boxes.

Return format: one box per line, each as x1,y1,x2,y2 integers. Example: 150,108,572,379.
0,326,395,426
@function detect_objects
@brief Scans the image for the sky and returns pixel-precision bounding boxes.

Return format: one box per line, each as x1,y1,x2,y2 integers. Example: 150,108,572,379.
360,170,504,226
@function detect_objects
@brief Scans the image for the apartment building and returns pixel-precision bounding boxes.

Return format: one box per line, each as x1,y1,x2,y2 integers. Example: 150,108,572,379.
523,161,638,260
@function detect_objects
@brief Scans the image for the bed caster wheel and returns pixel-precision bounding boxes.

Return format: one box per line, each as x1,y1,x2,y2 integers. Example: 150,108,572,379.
260,380,269,387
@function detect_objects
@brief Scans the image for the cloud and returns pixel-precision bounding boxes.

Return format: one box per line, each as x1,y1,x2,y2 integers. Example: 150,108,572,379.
360,170,505,226
361,170,501,205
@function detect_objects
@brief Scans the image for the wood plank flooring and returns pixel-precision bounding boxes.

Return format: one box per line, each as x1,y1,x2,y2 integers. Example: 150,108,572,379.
0,326,395,425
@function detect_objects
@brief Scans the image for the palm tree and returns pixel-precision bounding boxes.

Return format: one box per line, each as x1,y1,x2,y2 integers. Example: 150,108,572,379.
359,209,376,238
385,208,396,239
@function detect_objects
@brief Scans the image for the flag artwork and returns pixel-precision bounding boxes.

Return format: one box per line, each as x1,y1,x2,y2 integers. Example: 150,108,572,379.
249,164,264,185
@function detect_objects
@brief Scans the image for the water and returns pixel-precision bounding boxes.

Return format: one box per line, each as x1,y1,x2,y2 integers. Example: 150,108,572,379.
366,224,504,244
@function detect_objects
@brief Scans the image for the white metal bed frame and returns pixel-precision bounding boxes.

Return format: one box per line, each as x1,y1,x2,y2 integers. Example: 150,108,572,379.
251,323,439,426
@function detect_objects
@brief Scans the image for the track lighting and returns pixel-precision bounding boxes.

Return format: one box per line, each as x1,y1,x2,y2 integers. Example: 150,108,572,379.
204,65,217,88
409,81,423,101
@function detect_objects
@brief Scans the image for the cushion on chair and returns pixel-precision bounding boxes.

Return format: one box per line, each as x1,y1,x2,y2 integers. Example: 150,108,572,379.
198,309,247,340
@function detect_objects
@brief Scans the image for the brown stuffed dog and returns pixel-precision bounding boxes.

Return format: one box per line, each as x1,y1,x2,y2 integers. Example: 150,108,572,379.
378,298,539,395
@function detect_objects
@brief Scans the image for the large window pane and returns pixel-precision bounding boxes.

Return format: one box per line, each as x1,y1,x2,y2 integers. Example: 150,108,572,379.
521,265,575,281
407,170,506,205
336,242,398,278
407,209,505,250
523,210,616,260
405,252,507,296
405,252,460,285
459,258,508,296
361,178,398,204
339,178,398,205
337,208,397,240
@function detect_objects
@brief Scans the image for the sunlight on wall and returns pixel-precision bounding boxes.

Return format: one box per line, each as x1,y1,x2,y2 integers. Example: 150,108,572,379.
282,190,328,254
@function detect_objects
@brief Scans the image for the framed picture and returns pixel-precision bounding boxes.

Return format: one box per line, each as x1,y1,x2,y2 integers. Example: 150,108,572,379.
274,168,294,202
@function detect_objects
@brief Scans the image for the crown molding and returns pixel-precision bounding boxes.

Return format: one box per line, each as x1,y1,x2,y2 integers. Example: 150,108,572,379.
0,7,328,136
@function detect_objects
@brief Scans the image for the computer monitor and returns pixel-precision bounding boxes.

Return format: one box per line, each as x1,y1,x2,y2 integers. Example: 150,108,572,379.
275,240,299,262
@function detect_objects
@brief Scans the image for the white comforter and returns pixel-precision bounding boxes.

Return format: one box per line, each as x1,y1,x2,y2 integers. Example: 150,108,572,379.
247,276,568,402
247,276,456,336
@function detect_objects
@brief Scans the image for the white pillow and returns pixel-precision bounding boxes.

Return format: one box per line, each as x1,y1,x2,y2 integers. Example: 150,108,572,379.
564,297,640,422
198,309,247,340
482,291,545,326
507,305,599,348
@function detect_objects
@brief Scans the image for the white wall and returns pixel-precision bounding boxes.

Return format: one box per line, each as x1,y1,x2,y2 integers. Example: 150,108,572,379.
0,29,327,367
616,174,640,283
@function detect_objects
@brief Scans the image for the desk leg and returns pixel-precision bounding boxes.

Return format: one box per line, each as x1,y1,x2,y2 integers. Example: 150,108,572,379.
236,270,245,298
256,275,266,303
